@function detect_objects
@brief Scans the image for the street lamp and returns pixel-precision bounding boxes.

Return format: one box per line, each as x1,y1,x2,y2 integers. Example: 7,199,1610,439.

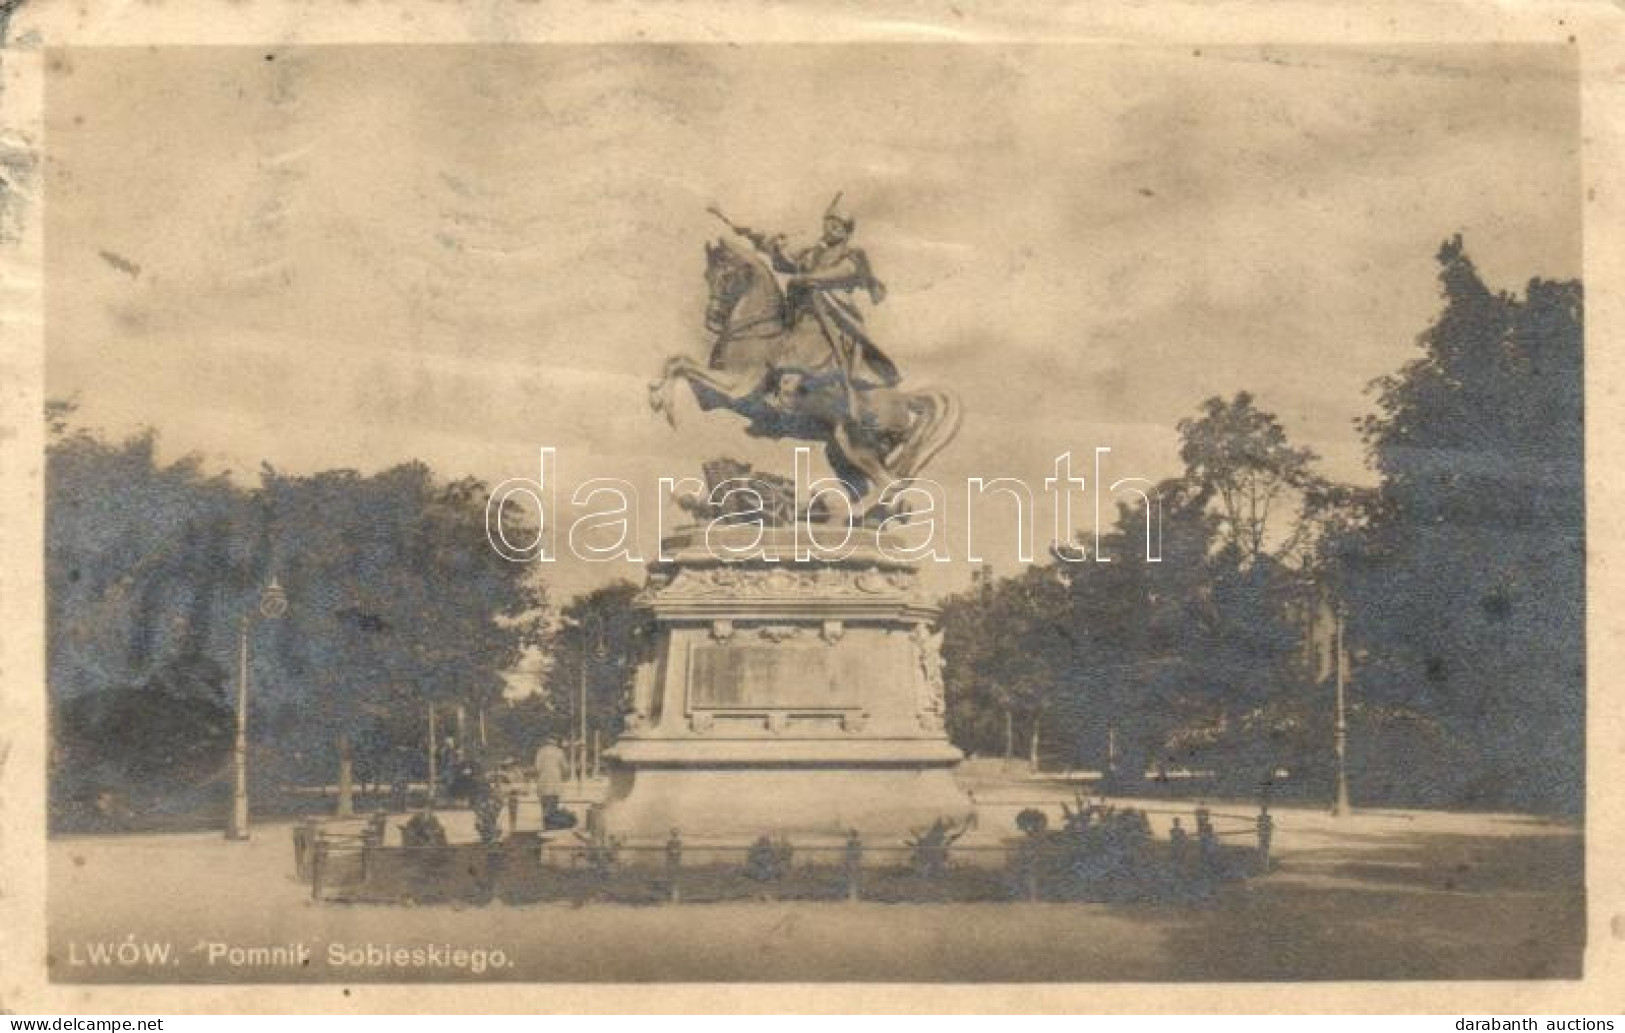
1302,570,1352,818
559,612,608,795
226,575,287,841
1332,603,1352,817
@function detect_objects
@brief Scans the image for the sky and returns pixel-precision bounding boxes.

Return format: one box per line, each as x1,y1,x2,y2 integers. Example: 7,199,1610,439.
45,43,1581,598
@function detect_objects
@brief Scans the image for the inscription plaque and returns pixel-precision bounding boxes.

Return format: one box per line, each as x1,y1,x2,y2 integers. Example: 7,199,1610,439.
688,644,863,710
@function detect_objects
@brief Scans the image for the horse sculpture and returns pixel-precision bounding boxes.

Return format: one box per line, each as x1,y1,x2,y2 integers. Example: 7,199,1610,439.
649,237,962,520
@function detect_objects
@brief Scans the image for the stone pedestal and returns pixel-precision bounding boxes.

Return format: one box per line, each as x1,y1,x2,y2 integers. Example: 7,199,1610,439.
600,524,972,842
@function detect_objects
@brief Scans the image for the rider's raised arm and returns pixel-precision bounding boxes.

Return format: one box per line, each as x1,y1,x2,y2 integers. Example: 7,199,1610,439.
738,227,797,273
762,235,797,274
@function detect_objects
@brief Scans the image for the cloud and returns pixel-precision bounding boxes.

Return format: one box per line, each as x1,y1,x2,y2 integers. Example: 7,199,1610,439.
47,42,1580,589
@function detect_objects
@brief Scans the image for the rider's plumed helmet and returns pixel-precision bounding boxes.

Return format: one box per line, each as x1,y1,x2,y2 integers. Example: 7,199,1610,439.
824,192,855,233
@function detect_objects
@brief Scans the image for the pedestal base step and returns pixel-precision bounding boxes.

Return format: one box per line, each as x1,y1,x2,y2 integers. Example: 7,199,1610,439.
599,762,975,842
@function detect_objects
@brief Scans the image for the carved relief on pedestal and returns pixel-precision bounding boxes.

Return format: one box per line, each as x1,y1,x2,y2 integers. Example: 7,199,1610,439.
705,622,837,645
756,624,807,643
912,622,948,732
762,568,797,595
627,662,657,732
855,567,901,594
651,563,918,601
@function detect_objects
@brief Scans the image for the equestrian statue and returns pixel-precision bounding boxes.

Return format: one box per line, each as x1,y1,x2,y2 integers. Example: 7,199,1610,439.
649,194,963,521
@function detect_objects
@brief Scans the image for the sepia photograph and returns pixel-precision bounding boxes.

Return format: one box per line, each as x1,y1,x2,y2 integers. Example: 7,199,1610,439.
1,1,1620,1015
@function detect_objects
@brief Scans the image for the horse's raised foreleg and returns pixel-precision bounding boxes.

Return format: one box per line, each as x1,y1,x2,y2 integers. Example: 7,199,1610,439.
649,356,757,428
648,356,686,426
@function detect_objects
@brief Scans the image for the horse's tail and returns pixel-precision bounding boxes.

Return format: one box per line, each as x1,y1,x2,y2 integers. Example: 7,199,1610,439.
897,386,964,478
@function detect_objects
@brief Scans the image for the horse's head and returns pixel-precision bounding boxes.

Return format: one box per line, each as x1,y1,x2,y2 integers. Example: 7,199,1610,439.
703,238,780,336
703,238,755,333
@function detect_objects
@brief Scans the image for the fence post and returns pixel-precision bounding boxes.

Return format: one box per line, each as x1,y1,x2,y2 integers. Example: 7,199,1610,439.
362,811,385,885
1024,839,1041,903
292,824,308,881
843,829,863,902
1256,804,1274,874
299,817,322,880
311,837,328,902
666,828,683,904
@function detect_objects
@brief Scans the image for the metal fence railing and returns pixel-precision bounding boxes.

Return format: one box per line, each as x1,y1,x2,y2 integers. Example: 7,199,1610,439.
295,800,1277,906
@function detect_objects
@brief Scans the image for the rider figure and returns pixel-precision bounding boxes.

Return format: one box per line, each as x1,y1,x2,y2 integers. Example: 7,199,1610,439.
728,194,902,392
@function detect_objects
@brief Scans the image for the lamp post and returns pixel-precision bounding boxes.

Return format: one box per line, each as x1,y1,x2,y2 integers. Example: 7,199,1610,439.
1332,603,1352,817
1303,568,1352,818
227,575,287,841
577,633,588,794
426,702,438,808
559,612,607,795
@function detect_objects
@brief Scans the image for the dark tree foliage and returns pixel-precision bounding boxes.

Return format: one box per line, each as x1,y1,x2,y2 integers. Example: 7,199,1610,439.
1177,392,1319,566
257,463,545,788
944,409,1322,795
47,419,251,709
941,565,1061,762
54,647,235,820
939,239,1582,814
47,415,255,823
543,581,647,747
46,412,546,826
1348,236,1583,813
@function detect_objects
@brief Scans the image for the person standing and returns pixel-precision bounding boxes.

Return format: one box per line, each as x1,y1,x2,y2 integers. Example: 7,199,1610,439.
533,737,569,817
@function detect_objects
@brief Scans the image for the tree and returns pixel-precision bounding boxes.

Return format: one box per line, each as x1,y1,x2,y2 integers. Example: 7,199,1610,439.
1071,479,1222,784
46,408,547,825
1348,236,1583,812
1177,392,1321,568
942,422,1325,793
1117,395,1330,794
260,463,545,807
545,581,646,768
54,647,235,825
941,566,1071,768
47,420,253,707
47,412,257,826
